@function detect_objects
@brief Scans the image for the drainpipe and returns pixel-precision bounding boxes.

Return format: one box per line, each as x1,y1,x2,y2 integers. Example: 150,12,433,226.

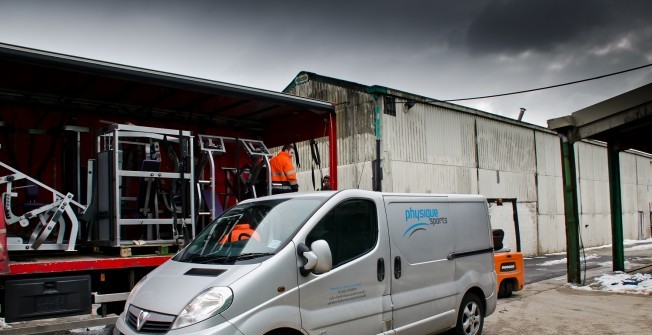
367,86,386,192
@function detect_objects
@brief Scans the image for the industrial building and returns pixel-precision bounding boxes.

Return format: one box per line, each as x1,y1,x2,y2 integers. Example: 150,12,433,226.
284,72,652,256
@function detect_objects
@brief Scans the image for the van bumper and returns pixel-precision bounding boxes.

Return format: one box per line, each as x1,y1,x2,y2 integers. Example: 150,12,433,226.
114,311,244,335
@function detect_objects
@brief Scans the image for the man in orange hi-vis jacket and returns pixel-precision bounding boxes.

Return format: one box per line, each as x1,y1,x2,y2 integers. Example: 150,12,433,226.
269,144,299,194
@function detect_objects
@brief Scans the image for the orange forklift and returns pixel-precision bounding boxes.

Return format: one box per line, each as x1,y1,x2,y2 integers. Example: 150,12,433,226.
488,198,525,298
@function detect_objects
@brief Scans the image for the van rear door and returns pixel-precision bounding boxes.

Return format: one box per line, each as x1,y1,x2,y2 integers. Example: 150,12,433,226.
384,196,457,334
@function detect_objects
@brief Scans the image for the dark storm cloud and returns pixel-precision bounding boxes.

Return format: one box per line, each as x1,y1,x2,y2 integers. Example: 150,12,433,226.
466,0,609,55
1,0,651,126
465,0,652,58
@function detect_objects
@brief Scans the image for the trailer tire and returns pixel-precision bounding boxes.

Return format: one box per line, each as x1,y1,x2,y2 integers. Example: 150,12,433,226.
455,292,484,335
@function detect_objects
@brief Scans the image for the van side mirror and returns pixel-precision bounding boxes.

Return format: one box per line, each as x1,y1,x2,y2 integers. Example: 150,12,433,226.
298,240,333,276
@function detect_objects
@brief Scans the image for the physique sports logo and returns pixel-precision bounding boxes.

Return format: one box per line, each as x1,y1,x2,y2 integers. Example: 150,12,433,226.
403,207,448,238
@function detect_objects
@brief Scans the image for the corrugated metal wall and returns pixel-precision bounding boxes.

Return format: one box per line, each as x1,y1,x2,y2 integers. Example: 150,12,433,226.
285,74,652,256
383,102,477,194
574,142,652,248
285,79,376,190
535,132,565,254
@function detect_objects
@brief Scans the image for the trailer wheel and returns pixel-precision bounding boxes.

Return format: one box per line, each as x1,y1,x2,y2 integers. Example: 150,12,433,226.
455,293,484,335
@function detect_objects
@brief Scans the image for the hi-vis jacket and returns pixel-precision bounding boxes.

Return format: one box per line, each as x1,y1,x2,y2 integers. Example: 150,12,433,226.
269,151,298,190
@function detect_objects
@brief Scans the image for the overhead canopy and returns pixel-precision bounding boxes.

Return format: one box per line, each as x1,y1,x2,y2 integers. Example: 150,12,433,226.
0,43,334,146
548,82,652,153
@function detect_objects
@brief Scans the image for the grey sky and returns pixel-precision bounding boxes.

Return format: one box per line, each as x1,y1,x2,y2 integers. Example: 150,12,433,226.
1,0,651,126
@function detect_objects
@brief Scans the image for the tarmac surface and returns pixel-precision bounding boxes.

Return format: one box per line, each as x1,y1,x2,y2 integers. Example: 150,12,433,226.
483,242,652,335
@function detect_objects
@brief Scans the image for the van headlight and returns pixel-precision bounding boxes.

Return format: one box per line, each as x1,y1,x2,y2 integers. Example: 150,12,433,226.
171,287,233,329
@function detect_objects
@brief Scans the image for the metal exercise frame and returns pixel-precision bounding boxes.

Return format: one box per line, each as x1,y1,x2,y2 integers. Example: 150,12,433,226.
0,161,88,251
197,135,272,221
97,124,195,247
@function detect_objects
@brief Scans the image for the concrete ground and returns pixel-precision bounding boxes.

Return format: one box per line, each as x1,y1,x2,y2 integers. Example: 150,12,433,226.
13,242,652,335
483,243,652,335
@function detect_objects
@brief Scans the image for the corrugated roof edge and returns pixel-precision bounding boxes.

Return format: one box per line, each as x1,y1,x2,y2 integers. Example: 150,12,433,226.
0,43,334,114
284,71,554,134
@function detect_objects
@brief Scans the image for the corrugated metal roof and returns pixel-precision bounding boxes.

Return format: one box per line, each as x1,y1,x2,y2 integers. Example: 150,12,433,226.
286,71,556,134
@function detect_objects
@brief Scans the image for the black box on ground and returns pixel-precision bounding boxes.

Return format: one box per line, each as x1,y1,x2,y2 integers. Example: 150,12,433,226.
5,275,91,323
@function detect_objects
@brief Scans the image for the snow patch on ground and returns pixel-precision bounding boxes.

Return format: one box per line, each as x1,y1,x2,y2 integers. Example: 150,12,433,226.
571,272,652,295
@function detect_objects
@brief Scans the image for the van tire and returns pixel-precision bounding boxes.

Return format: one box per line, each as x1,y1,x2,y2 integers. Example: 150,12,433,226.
455,293,484,335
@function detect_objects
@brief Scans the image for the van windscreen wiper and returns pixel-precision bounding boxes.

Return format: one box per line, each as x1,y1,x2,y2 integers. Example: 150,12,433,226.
229,253,275,261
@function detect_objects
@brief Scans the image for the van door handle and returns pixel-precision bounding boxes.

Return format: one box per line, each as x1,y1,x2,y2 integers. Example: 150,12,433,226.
394,256,402,279
377,258,385,281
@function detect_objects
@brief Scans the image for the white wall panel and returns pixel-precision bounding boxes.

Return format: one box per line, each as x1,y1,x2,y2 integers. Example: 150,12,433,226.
477,118,535,173
389,161,476,194
384,104,476,167
537,175,564,215
622,212,640,240
535,132,562,177
579,213,612,247
487,202,537,256
478,169,536,201
537,214,566,254
576,142,609,182
620,153,637,185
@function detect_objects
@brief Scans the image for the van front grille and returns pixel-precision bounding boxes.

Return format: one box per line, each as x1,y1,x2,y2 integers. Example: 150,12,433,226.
126,305,175,333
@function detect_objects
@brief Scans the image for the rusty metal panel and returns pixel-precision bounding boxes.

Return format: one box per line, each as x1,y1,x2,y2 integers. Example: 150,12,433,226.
477,118,535,173
288,79,375,167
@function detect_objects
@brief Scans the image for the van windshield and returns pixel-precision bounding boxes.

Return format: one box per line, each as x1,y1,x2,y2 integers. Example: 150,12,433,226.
174,197,324,264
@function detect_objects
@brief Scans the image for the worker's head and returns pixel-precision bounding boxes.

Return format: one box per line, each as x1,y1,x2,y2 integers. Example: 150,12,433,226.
282,144,295,157
322,175,330,184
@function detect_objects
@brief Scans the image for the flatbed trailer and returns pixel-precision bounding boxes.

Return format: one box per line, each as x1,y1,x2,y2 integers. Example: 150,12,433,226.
0,42,336,333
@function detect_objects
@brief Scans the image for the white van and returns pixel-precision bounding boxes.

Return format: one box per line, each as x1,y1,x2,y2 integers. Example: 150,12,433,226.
115,189,497,335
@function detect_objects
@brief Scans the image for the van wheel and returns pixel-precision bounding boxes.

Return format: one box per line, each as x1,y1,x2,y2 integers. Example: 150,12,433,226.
456,293,484,335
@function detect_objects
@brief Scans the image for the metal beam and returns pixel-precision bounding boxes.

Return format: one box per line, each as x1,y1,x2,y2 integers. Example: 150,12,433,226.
607,142,625,271
560,135,581,284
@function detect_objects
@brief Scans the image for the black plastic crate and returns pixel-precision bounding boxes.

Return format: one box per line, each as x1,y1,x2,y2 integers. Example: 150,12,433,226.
5,275,91,322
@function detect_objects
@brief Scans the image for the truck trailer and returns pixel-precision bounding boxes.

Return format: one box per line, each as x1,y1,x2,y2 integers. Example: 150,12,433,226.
0,43,336,334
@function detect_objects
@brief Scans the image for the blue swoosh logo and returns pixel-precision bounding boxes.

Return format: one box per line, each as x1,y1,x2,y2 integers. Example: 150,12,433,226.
403,222,429,237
